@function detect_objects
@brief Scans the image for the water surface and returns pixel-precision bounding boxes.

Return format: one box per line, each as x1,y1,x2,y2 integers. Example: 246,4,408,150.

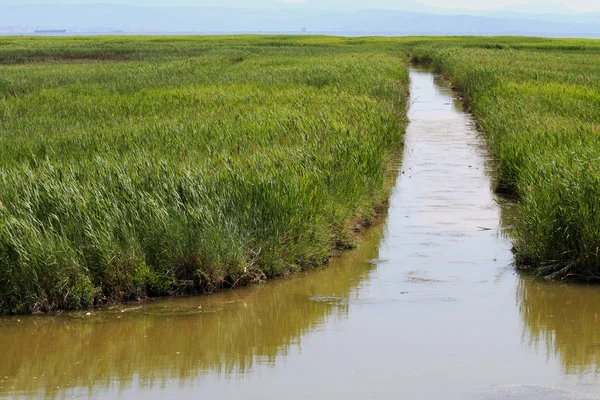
2,68,600,400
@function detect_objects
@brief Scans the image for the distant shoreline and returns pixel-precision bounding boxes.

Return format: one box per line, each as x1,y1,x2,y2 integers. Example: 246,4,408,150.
1,31,600,38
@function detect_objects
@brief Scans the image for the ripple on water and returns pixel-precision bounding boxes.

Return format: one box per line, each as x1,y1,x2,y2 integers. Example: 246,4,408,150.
454,386,600,400
405,271,446,284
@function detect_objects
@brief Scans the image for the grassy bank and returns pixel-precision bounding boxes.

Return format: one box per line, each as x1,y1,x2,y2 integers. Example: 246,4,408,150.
404,37,600,279
0,36,408,314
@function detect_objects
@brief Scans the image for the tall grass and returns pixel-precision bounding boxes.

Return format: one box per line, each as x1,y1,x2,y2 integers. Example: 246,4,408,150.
405,37,600,279
0,36,408,313
7,34,597,311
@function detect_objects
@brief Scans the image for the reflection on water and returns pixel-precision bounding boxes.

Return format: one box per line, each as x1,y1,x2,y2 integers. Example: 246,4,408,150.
520,277,600,375
0,225,384,399
2,67,600,400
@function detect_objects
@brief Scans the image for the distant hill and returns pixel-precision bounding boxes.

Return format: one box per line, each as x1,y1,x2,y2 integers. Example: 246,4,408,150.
487,10,600,24
301,9,600,34
494,1,576,15
1,4,600,35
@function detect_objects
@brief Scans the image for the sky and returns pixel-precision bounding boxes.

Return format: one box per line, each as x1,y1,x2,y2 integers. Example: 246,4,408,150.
422,0,597,12
1,0,599,13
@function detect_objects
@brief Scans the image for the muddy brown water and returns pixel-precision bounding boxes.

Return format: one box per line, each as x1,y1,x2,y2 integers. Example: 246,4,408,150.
2,68,600,400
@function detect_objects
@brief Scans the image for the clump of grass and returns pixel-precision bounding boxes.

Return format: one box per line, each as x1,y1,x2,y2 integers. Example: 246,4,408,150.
0,36,408,314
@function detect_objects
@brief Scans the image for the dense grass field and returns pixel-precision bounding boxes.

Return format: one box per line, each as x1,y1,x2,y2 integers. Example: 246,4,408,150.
3,35,600,313
0,36,408,313
405,37,600,279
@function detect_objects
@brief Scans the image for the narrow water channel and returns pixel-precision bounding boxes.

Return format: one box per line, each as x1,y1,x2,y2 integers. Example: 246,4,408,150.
2,68,600,400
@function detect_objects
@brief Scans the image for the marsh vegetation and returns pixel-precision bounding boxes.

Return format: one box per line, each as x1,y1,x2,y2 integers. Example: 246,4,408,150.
2,35,600,314
0,36,407,313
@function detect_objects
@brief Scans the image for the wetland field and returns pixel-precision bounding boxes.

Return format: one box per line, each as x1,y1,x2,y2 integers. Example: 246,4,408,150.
1,35,600,315
3,35,600,399
409,37,600,279
0,36,408,314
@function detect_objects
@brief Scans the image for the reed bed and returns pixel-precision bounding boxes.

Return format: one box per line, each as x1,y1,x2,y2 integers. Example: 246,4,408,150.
5,34,598,312
0,36,408,313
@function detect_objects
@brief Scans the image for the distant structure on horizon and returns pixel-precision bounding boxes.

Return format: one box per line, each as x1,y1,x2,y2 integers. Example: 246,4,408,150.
34,28,67,33
301,26,307,33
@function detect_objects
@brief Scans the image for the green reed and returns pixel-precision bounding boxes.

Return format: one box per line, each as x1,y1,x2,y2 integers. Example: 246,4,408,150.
0,36,408,313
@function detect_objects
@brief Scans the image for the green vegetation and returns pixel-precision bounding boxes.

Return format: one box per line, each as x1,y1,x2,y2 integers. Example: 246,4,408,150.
0,36,408,314
405,37,600,280
3,34,600,313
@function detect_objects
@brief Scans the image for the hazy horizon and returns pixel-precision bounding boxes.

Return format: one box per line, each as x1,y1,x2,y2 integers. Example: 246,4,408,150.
1,0,600,13
2,0,600,36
